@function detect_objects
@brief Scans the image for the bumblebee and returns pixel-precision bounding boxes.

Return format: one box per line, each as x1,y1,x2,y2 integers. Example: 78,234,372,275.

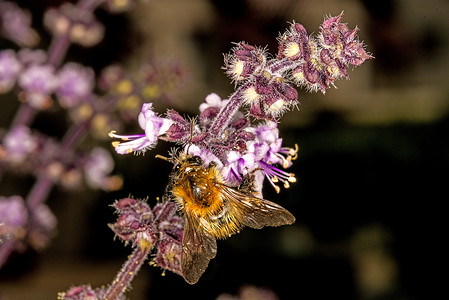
161,151,295,284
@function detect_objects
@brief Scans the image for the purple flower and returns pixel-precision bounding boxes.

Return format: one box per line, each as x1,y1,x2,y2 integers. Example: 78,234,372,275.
0,1,39,47
28,203,57,250
246,122,297,193
109,103,173,154
199,93,227,112
17,48,48,66
109,198,156,247
0,49,22,93
0,195,28,235
2,125,37,163
277,12,372,93
83,147,122,191
186,144,223,169
223,43,266,83
222,150,255,183
44,3,104,47
55,62,94,108
18,64,57,109
224,43,299,120
109,198,183,275
216,285,279,300
199,93,229,127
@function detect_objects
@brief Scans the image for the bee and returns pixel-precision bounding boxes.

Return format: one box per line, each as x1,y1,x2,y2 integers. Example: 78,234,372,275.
159,151,295,284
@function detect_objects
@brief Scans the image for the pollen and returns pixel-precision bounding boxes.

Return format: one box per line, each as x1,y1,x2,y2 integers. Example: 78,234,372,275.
288,174,296,183
283,42,300,58
309,40,318,56
292,70,305,83
111,141,121,148
263,70,272,80
290,144,299,160
139,238,153,251
244,86,259,103
108,130,117,138
233,60,244,79
274,185,281,193
269,99,285,112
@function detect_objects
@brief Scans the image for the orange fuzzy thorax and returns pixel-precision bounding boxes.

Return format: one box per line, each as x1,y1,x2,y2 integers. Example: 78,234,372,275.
171,162,244,239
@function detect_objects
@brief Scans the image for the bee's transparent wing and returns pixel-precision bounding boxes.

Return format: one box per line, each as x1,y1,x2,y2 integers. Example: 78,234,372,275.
181,211,217,284
220,185,296,229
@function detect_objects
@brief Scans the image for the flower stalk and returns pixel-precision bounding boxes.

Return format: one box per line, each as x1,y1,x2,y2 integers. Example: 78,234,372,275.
103,245,152,300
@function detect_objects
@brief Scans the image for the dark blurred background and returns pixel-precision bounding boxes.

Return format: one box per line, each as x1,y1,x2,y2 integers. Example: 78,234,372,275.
1,0,448,299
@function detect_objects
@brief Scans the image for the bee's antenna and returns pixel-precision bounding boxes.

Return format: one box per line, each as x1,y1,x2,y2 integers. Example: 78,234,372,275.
155,154,170,161
185,117,196,154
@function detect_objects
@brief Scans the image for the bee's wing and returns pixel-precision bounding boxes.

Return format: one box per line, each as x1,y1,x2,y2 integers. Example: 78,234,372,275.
220,185,296,229
181,210,217,284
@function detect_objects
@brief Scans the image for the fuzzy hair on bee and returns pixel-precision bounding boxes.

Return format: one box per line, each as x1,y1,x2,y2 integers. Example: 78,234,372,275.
160,150,295,284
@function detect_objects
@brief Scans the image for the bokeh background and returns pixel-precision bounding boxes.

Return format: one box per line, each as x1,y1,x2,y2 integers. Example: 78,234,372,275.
1,0,448,299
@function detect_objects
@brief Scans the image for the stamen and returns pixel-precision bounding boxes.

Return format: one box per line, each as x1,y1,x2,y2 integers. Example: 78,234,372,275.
288,174,296,182
108,130,116,137
274,185,280,193
108,130,144,141
290,144,299,160
258,160,296,193
282,156,291,169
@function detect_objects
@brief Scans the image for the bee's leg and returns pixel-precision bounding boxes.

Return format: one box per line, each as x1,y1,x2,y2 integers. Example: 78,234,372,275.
238,168,263,194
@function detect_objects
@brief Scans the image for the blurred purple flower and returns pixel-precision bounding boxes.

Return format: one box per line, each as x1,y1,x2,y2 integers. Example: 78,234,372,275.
2,125,37,163
0,195,56,267
28,202,57,250
18,64,57,109
83,147,122,191
0,49,22,93
216,284,279,300
0,0,39,47
0,195,27,237
55,62,94,108
17,48,48,66
44,3,104,47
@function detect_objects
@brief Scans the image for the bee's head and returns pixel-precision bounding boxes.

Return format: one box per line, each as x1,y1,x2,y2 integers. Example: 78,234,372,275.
170,152,203,174
186,155,202,166
157,148,205,174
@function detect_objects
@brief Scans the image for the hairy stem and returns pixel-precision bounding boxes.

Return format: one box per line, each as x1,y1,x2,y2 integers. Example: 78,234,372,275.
104,245,152,300
206,84,247,139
